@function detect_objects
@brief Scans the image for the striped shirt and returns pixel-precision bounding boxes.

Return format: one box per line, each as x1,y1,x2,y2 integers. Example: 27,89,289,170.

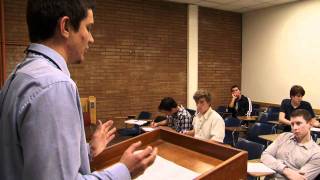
167,105,193,132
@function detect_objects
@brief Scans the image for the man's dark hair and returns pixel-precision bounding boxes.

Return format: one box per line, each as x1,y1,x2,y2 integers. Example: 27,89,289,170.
230,85,240,92
290,109,312,122
158,97,178,111
27,0,95,42
290,85,305,97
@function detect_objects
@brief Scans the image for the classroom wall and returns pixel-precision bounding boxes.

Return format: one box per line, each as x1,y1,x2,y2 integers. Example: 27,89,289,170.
3,0,242,127
242,0,320,109
4,0,188,128
198,7,242,108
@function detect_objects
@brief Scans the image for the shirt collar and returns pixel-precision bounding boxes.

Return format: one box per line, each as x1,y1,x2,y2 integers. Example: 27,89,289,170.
290,134,314,149
27,43,70,77
197,107,213,120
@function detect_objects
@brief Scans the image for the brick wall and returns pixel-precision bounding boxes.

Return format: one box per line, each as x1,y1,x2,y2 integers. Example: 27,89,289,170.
198,7,242,108
3,1,242,128
4,0,188,128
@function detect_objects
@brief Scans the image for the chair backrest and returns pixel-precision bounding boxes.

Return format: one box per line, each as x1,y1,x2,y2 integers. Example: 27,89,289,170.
311,131,319,143
186,108,196,117
216,106,227,115
235,138,265,160
251,103,261,116
257,112,269,123
223,131,239,147
252,103,260,110
154,115,166,123
224,116,241,127
248,123,275,145
137,111,152,120
267,106,280,113
223,117,241,146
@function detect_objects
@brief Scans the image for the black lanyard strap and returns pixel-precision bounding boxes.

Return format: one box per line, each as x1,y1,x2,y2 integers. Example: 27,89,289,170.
26,49,62,71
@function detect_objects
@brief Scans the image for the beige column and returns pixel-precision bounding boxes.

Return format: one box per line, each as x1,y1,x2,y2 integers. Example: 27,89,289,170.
187,4,198,110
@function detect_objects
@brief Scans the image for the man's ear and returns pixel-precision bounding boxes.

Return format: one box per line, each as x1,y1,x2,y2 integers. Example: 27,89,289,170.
59,16,71,38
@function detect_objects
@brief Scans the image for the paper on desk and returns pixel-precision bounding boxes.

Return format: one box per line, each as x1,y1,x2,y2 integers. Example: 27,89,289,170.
247,162,275,173
125,119,148,126
141,127,155,132
135,155,200,180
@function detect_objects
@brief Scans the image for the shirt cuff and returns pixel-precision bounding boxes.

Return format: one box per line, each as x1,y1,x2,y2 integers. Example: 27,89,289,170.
278,163,287,174
104,163,131,180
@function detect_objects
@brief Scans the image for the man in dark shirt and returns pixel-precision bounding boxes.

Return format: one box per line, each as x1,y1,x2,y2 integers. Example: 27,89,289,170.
279,85,319,132
228,85,252,117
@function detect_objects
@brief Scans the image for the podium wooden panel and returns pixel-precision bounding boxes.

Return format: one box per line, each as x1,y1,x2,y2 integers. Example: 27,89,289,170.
91,128,247,179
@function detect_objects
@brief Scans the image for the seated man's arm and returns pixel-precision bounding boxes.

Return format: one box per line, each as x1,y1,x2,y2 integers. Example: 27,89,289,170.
299,152,320,180
283,167,306,180
279,112,291,125
305,103,319,128
151,119,168,127
261,133,289,174
228,95,236,108
182,129,195,136
209,117,225,143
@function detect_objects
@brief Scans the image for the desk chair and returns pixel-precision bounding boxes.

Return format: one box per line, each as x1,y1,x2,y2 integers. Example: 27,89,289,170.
154,115,166,123
236,138,266,180
235,138,265,160
186,108,196,118
216,106,227,116
247,123,276,146
251,103,261,116
224,117,241,146
137,111,152,120
118,111,152,136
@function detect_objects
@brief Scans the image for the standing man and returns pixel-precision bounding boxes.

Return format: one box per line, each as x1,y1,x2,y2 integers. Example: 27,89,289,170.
261,109,320,180
228,85,252,117
279,85,319,132
151,97,193,132
0,0,156,179
183,90,225,143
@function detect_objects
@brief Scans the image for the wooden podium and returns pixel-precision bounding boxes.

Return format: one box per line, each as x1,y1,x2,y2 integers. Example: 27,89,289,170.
91,128,247,179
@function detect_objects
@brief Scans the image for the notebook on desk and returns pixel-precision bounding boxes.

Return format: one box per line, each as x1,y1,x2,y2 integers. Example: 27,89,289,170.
125,119,148,126
247,162,275,175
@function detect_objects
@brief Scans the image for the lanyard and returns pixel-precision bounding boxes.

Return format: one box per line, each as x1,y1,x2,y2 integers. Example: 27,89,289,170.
26,49,61,71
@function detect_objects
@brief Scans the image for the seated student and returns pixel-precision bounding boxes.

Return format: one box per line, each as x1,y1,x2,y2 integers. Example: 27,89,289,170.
261,109,320,180
228,85,252,117
151,97,193,132
279,85,320,132
183,90,225,143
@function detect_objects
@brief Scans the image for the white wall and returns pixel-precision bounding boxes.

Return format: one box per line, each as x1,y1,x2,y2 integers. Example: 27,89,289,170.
242,0,320,109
